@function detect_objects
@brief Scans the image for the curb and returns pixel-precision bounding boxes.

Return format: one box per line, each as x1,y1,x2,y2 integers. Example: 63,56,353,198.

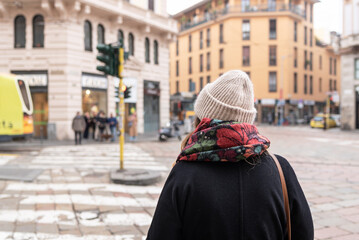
110,169,162,186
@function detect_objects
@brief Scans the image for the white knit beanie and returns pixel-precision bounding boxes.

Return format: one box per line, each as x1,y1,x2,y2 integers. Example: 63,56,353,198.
194,70,257,124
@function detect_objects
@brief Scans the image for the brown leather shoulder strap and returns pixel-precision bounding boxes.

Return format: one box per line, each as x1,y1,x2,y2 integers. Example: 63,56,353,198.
268,152,291,240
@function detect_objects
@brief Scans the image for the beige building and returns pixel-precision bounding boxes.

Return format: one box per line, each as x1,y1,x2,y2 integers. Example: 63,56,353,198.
170,0,340,124
0,0,177,139
339,0,359,130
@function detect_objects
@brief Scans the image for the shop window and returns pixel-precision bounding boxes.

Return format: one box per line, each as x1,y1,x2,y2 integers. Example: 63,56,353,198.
242,20,250,40
243,46,250,66
33,15,44,48
128,33,134,56
219,49,224,69
145,37,150,63
269,46,276,66
269,72,277,92
14,15,26,48
154,40,159,65
269,19,276,39
97,24,105,45
84,20,92,51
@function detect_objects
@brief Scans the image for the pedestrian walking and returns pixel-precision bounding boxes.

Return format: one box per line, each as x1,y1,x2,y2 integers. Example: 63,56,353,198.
83,112,90,139
72,111,86,145
108,113,118,142
128,108,137,142
147,70,313,240
97,111,107,141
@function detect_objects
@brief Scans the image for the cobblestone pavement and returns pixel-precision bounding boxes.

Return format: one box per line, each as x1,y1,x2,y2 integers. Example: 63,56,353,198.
0,126,358,239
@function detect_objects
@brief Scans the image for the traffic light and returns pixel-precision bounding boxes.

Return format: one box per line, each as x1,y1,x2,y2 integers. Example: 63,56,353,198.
120,84,132,99
96,44,119,76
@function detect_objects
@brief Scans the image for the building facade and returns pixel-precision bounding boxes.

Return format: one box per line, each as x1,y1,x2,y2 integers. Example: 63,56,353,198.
0,0,177,139
170,0,340,124
339,0,359,130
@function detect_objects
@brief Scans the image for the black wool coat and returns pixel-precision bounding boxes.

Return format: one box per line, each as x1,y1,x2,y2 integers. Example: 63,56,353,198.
147,154,314,240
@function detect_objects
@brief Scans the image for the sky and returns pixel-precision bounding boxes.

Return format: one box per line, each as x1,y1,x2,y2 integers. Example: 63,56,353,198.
167,0,343,43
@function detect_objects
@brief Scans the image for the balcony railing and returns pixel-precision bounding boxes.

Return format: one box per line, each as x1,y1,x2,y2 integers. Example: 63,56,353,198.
180,4,305,32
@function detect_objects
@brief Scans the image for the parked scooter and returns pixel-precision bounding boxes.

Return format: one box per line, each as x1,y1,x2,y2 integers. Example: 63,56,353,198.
159,121,181,142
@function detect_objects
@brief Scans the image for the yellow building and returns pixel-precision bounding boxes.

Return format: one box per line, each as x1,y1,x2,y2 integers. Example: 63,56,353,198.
170,0,340,124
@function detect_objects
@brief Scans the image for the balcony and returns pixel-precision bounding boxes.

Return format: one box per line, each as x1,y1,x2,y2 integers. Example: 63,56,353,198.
341,34,359,50
179,4,305,32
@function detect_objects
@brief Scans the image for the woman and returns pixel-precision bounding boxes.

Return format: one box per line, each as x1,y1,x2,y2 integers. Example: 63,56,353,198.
128,108,137,142
147,70,313,240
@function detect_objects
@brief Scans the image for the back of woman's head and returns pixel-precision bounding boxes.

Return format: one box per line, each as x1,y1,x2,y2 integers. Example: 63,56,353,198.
194,70,257,124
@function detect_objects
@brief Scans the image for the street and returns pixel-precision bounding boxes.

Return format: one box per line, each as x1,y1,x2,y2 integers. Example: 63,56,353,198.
0,126,359,240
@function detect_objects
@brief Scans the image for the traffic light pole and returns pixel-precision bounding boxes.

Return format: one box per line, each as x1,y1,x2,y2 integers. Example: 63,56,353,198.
118,47,125,170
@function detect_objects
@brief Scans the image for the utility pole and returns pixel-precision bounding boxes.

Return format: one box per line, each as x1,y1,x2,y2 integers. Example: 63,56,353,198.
118,42,125,170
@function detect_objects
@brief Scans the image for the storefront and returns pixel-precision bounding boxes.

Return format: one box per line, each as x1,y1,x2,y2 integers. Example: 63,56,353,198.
260,99,276,124
81,73,107,116
12,70,48,138
144,80,160,133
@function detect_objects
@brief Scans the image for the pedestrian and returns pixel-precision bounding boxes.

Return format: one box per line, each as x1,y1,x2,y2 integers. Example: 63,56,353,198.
89,112,97,140
147,70,313,240
97,111,107,141
108,113,118,142
128,108,137,142
72,111,86,145
83,112,90,139
172,120,181,140
267,111,273,125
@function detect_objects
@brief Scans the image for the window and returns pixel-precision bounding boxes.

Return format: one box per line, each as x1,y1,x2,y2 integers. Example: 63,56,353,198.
243,46,250,66
189,35,192,52
268,0,276,11
176,80,179,93
329,79,333,91
294,47,297,68
334,59,337,75
148,0,154,11
334,80,337,91
269,46,276,66
176,40,179,56
294,21,297,42
304,50,307,69
189,78,195,92
200,31,203,49
128,33,134,56
242,0,250,11
294,73,298,93
207,76,211,84
355,59,359,79
145,37,150,63
269,72,277,92
200,77,204,90
206,52,210,71
310,28,312,47
304,26,307,45
319,78,322,92
176,61,179,76
304,74,307,94
320,55,322,70
310,52,313,71
84,20,92,51
219,24,224,43
200,54,203,72
310,4,313,22
189,57,192,74
269,19,276,39
309,76,313,94
242,20,250,40
330,57,333,74
246,72,250,78
14,15,26,48
154,40,159,64
33,15,44,48
118,29,124,42
206,28,210,47
219,49,224,69
97,24,105,45
304,2,307,19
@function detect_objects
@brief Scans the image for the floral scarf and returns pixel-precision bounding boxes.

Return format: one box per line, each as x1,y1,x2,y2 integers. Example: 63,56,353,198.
177,118,270,162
